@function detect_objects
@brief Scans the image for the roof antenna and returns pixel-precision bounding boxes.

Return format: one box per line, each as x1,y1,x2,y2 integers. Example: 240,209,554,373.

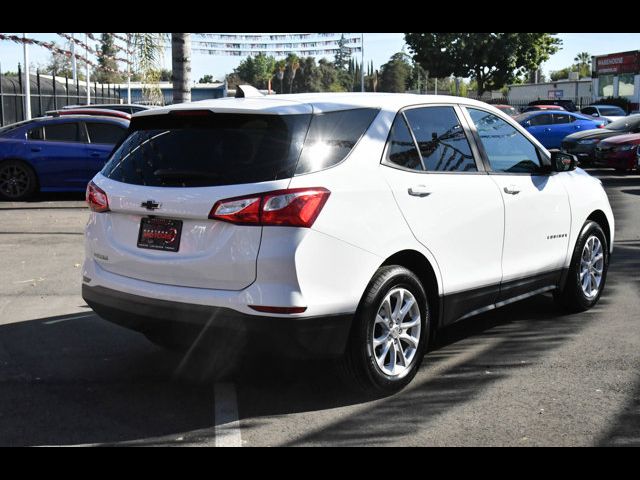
235,85,264,98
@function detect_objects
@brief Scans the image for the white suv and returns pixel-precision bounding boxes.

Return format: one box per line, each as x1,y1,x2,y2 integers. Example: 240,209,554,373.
82,93,614,393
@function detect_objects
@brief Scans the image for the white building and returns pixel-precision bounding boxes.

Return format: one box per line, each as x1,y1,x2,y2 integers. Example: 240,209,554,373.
507,74,593,106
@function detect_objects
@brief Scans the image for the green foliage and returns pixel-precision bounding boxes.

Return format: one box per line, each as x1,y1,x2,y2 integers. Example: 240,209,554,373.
405,33,561,95
593,96,631,114
379,52,413,93
95,33,123,83
333,34,351,71
42,41,75,78
550,67,572,81
235,53,277,90
199,74,215,84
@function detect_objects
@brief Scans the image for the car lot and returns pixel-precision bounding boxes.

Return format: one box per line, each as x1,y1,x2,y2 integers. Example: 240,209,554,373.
0,171,639,446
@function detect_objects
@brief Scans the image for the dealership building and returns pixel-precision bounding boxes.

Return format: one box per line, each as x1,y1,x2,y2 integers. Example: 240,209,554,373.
591,50,640,110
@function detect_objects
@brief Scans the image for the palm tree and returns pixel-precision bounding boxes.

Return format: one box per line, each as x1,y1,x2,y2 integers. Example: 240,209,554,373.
287,54,300,94
171,33,191,104
130,33,167,105
574,52,591,77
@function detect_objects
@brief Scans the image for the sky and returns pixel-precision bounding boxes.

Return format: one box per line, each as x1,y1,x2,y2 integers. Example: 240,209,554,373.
1,33,639,83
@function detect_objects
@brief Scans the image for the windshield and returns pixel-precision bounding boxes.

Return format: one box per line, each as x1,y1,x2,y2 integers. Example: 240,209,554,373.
0,119,35,136
599,107,625,116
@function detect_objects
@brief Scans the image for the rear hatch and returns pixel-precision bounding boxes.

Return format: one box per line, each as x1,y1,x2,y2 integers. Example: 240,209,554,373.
90,107,312,290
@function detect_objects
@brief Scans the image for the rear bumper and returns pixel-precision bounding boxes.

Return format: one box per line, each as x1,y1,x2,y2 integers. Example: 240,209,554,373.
82,284,353,359
562,142,597,162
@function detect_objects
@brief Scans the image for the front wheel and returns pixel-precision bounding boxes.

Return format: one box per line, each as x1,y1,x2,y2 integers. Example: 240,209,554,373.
338,266,430,395
554,221,609,312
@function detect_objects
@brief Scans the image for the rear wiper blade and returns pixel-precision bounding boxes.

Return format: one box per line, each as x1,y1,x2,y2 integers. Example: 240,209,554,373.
153,169,222,179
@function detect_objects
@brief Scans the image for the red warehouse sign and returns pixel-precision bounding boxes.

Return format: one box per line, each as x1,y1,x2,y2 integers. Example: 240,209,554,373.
595,51,640,75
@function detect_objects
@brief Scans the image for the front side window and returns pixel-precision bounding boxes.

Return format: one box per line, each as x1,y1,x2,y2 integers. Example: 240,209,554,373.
403,106,477,172
44,122,81,142
27,126,44,140
467,108,541,174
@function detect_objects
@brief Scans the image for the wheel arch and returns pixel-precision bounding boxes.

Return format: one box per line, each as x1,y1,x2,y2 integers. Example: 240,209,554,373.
380,249,442,330
586,210,611,251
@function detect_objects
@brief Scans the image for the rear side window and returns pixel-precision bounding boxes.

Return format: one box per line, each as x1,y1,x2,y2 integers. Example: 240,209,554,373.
86,122,126,144
403,106,477,172
295,109,378,174
45,122,81,142
553,113,574,124
385,115,422,170
102,113,311,187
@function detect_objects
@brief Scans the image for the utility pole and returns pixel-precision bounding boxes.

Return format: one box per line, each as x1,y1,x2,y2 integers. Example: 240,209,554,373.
85,33,90,105
126,33,131,104
23,33,31,120
71,33,77,81
361,33,364,92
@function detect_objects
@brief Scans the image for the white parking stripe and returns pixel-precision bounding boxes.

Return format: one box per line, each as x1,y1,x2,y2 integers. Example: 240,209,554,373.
214,383,242,447
44,313,95,325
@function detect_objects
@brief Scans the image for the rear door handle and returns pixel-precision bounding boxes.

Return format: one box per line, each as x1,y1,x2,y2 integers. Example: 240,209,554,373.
503,185,521,195
408,185,431,197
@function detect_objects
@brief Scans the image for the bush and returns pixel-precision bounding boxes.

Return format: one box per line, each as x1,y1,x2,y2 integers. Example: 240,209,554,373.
593,97,631,114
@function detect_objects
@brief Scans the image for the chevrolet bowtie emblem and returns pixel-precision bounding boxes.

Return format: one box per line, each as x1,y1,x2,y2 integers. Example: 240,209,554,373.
141,200,161,210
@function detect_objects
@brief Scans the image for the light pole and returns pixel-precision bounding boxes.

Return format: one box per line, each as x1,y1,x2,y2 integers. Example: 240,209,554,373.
85,33,90,105
71,33,77,81
361,33,364,92
126,33,131,104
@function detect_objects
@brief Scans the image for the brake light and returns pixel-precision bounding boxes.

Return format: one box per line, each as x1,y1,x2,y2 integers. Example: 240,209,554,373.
86,181,110,212
209,187,330,228
597,123,605,128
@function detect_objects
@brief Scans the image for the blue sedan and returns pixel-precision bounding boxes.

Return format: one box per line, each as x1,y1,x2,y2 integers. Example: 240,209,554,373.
516,110,607,149
0,115,128,200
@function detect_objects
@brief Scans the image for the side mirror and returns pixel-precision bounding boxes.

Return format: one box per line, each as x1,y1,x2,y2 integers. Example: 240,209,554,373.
592,113,600,117
549,149,578,172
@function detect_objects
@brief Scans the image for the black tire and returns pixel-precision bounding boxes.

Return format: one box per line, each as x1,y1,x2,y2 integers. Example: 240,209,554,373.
0,160,38,201
338,265,430,395
554,221,609,313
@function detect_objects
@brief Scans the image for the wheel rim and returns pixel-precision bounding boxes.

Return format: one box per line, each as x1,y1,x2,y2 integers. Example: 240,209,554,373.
580,235,604,299
371,287,421,378
0,164,31,198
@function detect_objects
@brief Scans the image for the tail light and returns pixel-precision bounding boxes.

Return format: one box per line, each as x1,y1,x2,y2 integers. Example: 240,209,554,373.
86,181,110,212
597,123,605,128
209,187,330,228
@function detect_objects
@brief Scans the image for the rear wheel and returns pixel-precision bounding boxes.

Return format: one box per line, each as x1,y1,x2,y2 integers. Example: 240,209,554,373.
0,160,38,201
339,265,429,395
554,221,609,312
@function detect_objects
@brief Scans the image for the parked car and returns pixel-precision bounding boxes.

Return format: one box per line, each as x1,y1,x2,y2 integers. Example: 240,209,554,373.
593,133,640,172
47,108,131,120
527,99,578,112
562,114,640,164
0,115,129,200
62,103,152,115
493,104,519,117
516,110,606,149
580,105,627,123
82,93,614,394
521,105,566,113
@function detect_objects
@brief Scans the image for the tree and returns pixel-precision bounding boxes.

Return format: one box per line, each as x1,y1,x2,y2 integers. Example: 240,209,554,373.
574,52,591,78
334,34,351,71
199,74,215,84
95,33,121,83
405,33,561,96
379,52,413,93
550,67,572,81
235,53,276,89
171,33,191,104
131,33,167,105
42,41,76,78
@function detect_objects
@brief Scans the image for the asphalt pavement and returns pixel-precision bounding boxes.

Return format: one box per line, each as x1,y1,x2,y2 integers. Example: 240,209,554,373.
0,171,639,447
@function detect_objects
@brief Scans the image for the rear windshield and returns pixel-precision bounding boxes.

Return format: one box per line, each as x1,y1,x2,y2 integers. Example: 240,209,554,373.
599,107,625,116
102,108,378,187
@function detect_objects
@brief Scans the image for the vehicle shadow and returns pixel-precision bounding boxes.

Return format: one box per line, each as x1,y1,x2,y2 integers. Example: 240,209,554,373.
0,191,85,206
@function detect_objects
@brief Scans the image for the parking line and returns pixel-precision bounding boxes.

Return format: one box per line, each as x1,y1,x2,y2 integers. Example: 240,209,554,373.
214,383,242,447
44,313,95,325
